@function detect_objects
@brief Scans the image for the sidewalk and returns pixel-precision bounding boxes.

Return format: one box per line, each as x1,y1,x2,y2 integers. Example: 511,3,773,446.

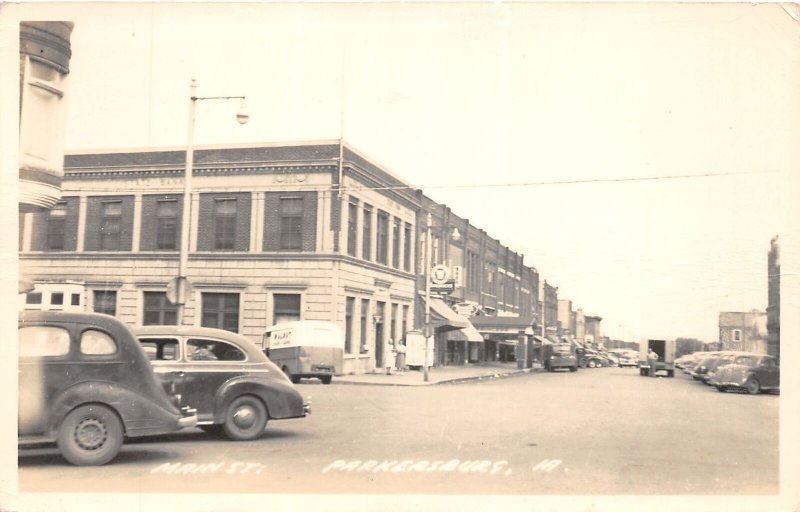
332,361,543,386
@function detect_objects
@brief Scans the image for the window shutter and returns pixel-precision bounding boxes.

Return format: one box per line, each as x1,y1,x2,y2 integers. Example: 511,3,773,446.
84,197,103,251
301,191,317,252
119,195,135,250
234,193,251,251
263,192,281,251
62,197,79,251
197,194,214,251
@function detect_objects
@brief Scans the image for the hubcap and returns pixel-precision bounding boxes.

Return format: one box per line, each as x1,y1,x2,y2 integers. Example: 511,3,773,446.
74,418,107,450
233,405,257,429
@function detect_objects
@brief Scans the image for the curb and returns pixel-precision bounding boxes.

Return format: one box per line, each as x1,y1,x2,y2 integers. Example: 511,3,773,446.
332,368,534,387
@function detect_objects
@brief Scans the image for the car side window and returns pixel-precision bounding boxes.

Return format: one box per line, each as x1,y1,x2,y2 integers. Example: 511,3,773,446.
187,338,245,362
18,326,70,357
139,338,180,361
80,330,117,355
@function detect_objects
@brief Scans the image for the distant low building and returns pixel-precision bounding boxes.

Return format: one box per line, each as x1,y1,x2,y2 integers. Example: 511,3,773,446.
584,315,602,346
719,311,767,354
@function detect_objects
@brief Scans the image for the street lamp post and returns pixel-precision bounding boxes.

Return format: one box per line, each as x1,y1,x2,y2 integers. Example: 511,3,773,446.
420,213,462,382
175,78,249,325
423,213,433,382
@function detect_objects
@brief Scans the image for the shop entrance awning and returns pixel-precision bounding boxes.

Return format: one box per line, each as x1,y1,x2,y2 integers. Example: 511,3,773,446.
421,295,470,330
447,323,485,342
419,294,484,342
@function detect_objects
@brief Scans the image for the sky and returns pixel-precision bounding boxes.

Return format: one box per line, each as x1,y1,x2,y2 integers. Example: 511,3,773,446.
4,2,799,343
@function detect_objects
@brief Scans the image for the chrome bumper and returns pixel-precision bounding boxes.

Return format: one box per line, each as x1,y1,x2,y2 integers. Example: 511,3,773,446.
179,406,198,428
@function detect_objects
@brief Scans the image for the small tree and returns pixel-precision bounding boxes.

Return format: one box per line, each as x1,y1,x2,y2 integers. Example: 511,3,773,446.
675,337,705,357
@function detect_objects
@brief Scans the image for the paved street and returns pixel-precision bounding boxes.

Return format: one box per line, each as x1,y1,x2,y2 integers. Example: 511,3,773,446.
18,367,778,495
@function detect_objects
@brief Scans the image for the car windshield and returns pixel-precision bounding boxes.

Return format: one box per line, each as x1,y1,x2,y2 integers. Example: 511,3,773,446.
554,346,572,354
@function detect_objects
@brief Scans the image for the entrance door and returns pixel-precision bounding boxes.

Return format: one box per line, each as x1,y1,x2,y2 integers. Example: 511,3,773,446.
374,321,384,368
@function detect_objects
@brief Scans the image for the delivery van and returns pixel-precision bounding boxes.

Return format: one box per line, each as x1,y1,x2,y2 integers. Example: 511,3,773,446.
404,330,434,370
261,321,344,384
638,339,676,377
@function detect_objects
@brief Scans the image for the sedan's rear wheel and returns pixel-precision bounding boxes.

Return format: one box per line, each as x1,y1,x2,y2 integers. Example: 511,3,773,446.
588,360,597,368
223,395,268,441
715,385,727,393
745,377,761,395
57,404,124,466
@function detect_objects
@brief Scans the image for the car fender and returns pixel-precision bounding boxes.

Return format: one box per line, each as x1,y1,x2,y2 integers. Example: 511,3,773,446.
213,376,305,422
47,381,180,439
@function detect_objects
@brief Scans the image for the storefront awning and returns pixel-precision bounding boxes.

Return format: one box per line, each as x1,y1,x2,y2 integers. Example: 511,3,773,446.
534,335,553,345
448,323,484,343
421,295,470,330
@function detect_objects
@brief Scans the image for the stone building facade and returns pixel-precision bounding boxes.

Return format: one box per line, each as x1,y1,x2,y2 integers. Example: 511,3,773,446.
719,310,768,354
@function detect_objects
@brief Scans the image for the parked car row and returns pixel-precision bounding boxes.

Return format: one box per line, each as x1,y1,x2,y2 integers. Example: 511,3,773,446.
681,350,780,395
18,311,310,466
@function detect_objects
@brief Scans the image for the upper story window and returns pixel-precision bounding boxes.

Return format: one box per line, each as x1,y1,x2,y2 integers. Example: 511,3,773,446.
156,199,179,250
100,200,123,250
46,202,67,250
403,223,412,272
347,199,358,257
392,218,401,268
376,211,389,265
362,205,373,261
214,198,237,250
279,197,303,250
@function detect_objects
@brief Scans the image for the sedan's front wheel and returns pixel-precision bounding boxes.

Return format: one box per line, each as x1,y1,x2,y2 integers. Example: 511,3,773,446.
223,395,268,441
745,377,761,395
57,404,124,466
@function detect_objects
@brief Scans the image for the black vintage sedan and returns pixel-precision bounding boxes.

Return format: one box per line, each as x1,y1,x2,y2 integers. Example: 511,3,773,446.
18,311,197,466
134,326,310,441
709,353,780,394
